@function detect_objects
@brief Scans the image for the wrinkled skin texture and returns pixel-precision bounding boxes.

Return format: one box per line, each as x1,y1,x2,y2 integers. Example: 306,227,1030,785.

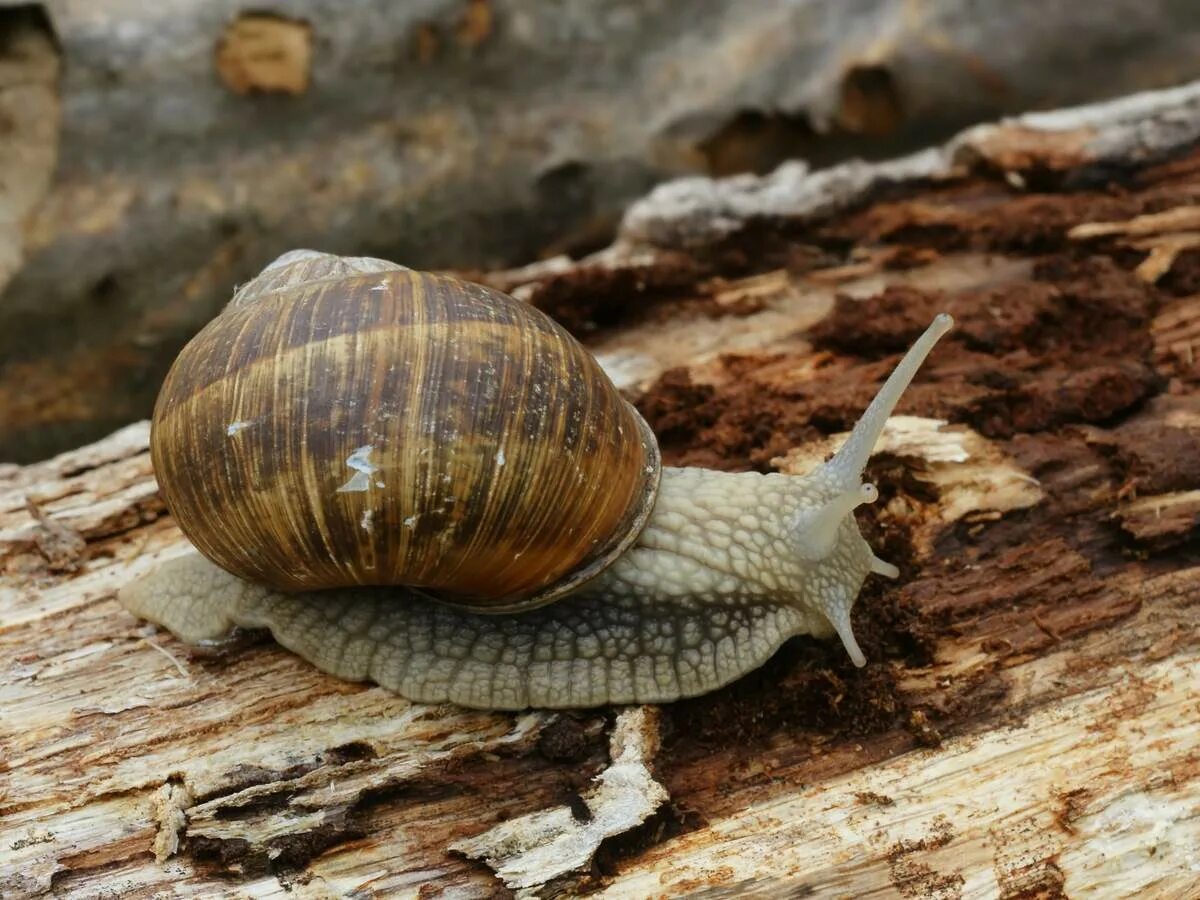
123,467,882,709
121,314,952,709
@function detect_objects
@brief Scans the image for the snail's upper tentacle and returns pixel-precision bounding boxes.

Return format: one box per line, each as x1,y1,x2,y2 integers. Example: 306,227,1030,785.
822,313,954,490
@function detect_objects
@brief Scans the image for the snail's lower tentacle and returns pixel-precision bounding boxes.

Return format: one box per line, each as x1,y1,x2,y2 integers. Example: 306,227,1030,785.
120,552,810,709
869,553,900,578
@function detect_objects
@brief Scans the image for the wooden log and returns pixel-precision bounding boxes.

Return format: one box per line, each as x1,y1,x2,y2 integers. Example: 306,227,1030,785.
3,83,1200,897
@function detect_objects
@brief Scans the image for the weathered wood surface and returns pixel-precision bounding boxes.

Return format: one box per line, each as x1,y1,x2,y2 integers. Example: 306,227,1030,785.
4,85,1200,897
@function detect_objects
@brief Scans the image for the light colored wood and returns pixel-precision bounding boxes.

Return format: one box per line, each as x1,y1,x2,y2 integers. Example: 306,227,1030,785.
451,707,666,892
3,393,1197,897
600,584,1200,899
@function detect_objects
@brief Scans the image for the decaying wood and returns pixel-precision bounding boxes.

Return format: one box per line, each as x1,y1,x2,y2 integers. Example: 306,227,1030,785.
450,706,666,892
4,84,1200,897
619,80,1200,253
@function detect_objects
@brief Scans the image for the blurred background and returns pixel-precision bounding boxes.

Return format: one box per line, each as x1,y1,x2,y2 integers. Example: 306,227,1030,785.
3,0,1200,462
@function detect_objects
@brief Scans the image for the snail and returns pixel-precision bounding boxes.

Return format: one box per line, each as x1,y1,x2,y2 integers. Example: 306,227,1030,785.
121,250,953,710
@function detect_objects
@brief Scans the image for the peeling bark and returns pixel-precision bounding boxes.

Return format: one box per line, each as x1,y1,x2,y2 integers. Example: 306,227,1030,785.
450,706,666,893
620,80,1200,254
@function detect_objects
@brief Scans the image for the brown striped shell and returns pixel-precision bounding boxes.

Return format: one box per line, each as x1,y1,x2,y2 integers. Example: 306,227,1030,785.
150,250,661,612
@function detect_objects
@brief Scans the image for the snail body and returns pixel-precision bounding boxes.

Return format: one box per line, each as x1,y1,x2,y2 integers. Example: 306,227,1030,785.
121,250,953,710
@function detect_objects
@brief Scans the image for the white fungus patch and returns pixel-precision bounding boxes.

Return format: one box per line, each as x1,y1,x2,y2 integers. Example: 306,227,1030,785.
336,445,381,493
226,421,252,436
360,509,374,534
496,448,506,466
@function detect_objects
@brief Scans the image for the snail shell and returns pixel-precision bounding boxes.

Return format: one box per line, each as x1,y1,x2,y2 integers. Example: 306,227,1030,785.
150,250,661,611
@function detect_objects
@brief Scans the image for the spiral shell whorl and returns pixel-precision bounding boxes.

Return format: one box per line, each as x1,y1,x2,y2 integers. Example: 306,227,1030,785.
228,250,408,309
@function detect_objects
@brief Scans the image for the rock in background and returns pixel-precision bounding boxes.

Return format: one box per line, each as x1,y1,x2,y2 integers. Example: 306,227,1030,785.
3,0,1200,461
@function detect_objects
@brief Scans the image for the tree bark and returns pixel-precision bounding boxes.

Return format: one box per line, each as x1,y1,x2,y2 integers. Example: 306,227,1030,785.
3,84,1200,897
